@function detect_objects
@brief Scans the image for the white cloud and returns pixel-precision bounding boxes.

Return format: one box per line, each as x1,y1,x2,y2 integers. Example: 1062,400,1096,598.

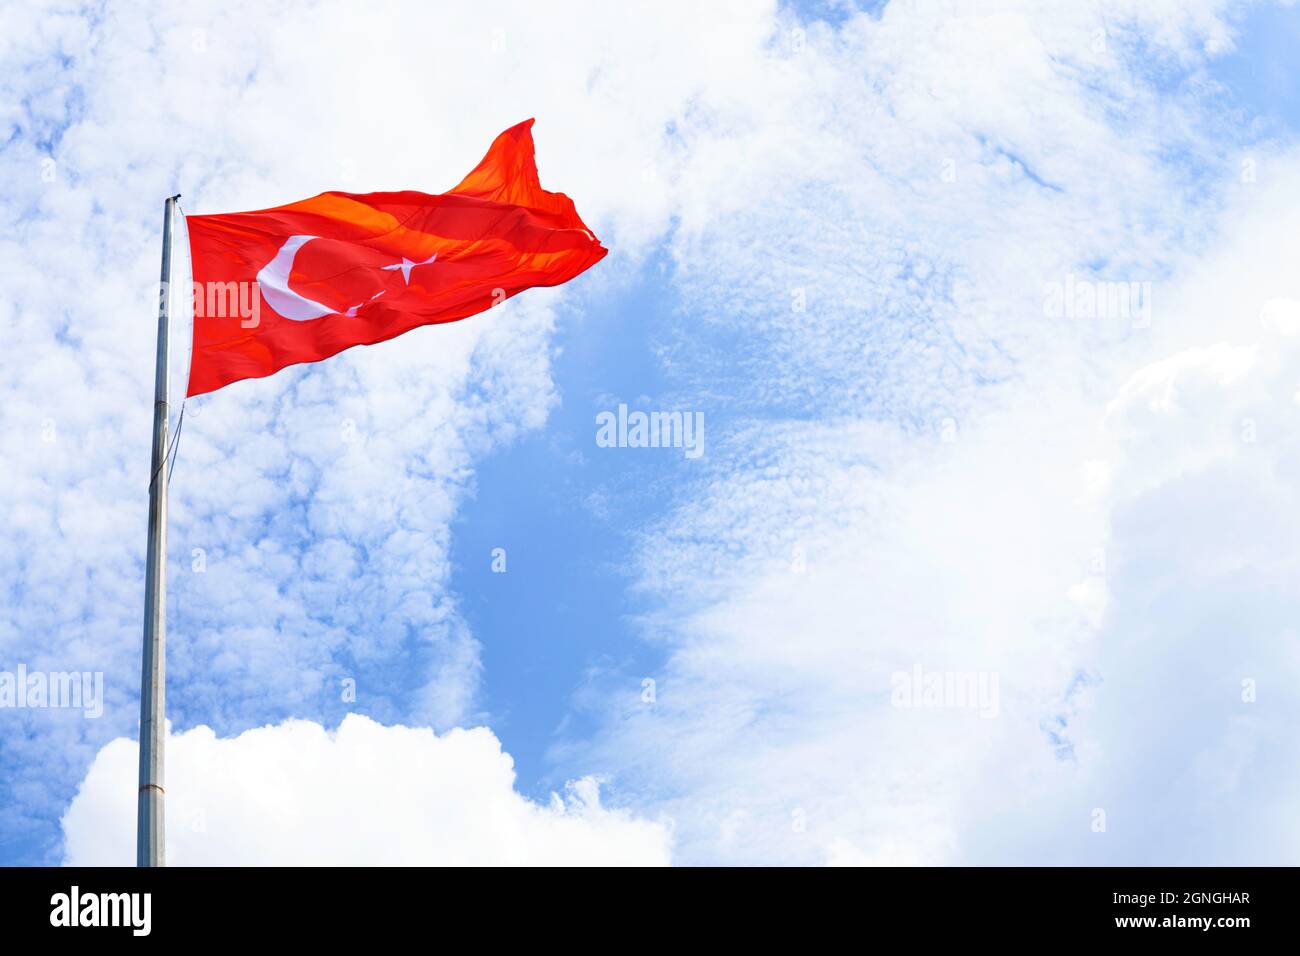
62,714,671,865
5,0,1298,866
0,0,815,859
560,2,1300,865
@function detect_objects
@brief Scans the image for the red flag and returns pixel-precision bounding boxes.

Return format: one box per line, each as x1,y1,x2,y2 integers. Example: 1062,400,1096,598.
184,120,606,396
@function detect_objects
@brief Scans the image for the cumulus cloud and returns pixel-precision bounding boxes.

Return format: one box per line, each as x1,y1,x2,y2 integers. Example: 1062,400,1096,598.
62,714,671,865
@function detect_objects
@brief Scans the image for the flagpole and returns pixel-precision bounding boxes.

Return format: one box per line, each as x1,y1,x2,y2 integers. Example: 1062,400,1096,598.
138,194,179,867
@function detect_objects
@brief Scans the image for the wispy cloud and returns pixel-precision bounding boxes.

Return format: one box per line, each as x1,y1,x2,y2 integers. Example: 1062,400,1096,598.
559,0,1300,864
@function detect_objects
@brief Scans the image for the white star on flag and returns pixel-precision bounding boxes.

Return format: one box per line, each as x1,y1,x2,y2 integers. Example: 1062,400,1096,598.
382,253,438,284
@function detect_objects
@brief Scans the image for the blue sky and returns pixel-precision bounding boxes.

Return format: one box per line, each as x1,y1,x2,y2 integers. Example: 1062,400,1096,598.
452,258,679,793
5,0,1300,865
1210,1,1300,127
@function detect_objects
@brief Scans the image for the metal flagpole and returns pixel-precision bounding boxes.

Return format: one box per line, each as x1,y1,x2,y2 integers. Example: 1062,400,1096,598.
138,194,179,867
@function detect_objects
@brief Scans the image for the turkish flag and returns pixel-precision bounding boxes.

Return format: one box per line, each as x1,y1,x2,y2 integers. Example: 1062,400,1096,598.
184,120,606,396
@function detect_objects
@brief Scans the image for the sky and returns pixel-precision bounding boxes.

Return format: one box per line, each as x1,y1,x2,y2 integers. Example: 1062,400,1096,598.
2,0,1300,865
